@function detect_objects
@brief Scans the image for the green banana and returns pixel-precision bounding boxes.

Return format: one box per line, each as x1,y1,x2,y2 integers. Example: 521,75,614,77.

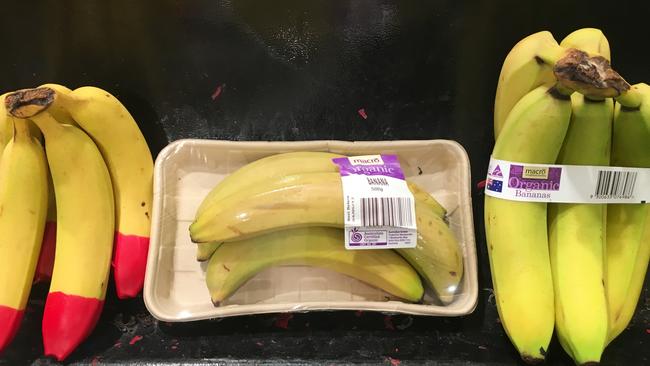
485,84,573,363
605,83,650,344
206,227,425,304
194,152,447,261
548,94,612,364
191,172,462,302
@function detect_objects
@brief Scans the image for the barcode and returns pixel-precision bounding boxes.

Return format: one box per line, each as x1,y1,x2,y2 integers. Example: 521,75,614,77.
360,197,413,227
594,170,638,198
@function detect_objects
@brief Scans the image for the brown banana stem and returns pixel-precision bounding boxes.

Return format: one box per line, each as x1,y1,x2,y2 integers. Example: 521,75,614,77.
5,87,56,118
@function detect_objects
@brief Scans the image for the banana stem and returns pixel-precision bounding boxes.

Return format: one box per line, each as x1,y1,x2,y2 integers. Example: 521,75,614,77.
5,88,63,138
12,118,32,139
614,86,643,109
536,44,569,66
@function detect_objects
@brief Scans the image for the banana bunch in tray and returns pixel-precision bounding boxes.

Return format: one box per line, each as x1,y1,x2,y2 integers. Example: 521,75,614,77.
0,85,153,361
487,28,650,364
189,152,465,307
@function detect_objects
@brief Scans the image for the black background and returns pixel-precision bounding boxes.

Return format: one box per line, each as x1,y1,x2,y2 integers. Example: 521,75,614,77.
0,1,648,365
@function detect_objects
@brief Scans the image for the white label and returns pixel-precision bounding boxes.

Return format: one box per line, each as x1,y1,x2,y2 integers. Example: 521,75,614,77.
333,154,417,249
485,157,650,203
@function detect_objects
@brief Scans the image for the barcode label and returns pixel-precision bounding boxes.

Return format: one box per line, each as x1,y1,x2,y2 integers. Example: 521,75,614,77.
594,170,638,199
360,197,414,227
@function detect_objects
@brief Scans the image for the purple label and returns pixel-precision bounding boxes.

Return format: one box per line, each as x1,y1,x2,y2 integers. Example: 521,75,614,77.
508,164,562,191
332,154,406,180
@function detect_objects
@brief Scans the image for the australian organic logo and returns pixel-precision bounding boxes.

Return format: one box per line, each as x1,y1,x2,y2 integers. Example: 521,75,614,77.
508,164,562,199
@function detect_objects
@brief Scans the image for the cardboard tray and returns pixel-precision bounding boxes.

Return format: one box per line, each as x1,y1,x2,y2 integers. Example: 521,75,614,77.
144,139,478,321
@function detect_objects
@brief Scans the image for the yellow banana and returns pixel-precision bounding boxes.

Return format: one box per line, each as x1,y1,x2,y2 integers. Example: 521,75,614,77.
493,31,559,139
494,28,611,141
605,83,650,344
0,119,48,352
6,89,115,362
0,94,14,161
207,227,424,304
45,86,153,299
485,84,573,363
191,172,463,303
548,94,612,364
560,28,611,61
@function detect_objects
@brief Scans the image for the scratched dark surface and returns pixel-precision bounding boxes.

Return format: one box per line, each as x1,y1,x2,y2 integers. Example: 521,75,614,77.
1,0,649,365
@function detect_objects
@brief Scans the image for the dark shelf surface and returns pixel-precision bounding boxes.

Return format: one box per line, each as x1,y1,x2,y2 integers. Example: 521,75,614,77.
0,0,648,365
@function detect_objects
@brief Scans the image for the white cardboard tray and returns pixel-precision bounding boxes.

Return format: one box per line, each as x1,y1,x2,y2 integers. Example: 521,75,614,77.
144,139,478,322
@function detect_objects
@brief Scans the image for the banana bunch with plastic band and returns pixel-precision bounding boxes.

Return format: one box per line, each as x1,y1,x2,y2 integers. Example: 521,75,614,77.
189,151,464,307
487,28,650,365
0,85,153,361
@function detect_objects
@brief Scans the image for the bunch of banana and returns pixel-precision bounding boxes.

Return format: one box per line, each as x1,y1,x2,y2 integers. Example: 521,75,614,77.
0,85,153,361
489,27,649,365
190,151,464,306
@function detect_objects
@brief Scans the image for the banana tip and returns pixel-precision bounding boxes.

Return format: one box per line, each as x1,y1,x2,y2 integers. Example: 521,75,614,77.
42,292,104,361
0,305,25,352
113,232,150,299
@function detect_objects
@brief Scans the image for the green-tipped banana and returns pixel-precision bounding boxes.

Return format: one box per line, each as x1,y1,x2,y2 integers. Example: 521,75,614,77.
191,172,462,302
549,94,612,364
560,28,611,61
606,83,650,344
485,84,573,363
206,227,424,304
194,152,447,261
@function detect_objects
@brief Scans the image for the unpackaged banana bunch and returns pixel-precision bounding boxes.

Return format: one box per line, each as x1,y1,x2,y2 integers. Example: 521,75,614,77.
487,28,650,365
189,151,464,306
0,85,153,361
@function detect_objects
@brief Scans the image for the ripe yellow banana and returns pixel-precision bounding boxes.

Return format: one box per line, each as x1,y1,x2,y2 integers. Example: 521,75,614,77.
45,86,153,299
6,89,115,362
0,94,14,161
560,28,611,61
0,119,48,352
207,227,424,304
494,28,611,141
548,94,612,364
191,172,462,303
32,84,72,283
605,83,650,344
485,84,573,363
493,31,559,139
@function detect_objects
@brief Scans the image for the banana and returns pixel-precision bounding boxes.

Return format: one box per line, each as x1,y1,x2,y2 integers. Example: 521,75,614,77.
0,119,48,352
194,152,448,261
548,94,612,364
560,28,611,61
195,151,344,218
42,86,153,299
0,94,14,162
494,28,611,141
493,31,559,139
6,89,115,362
605,83,650,344
207,227,424,304
190,172,463,302
484,84,573,363
31,85,72,283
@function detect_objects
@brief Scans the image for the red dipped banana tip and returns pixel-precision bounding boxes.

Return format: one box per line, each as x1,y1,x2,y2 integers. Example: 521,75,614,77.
33,221,56,284
42,292,104,361
0,305,24,353
112,233,150,299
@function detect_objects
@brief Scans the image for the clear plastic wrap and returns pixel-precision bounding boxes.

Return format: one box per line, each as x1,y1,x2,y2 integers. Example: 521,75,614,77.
144,140,478,321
